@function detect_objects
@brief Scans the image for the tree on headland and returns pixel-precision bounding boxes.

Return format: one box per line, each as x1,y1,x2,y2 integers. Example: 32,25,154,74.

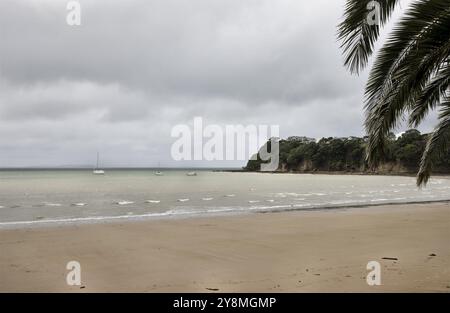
244,131,450,174
337,0,450,186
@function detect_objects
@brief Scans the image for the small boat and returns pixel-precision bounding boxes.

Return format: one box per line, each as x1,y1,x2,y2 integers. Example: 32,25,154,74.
93,152,105,175
186,172,197,176
154,162,163,176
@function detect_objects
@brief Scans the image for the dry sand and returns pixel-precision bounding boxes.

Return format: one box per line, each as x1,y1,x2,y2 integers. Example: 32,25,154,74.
1,202,450,292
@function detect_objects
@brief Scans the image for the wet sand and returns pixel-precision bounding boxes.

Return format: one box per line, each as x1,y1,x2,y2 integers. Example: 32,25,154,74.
1,202,450,292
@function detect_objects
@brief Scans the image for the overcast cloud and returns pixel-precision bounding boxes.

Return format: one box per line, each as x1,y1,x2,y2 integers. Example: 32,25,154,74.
0,0,436,167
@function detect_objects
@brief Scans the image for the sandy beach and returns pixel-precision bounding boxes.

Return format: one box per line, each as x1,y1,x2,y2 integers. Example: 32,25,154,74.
1,202,450,292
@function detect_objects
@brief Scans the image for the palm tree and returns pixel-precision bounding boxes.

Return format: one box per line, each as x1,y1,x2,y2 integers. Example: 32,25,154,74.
338,0,450,186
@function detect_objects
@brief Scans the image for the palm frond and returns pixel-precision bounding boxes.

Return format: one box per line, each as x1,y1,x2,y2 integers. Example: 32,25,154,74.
364,0,450,165
417,97,450,186
409,61,450,127
338,0,400,74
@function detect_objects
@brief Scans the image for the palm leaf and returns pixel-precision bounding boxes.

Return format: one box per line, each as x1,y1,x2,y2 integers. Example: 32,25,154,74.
409,61,450,127
364,1,450,165
417,97,450,186
338,0,400,74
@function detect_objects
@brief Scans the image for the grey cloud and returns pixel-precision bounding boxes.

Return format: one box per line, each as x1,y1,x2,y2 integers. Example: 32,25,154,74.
0,0,357,105
0,0,434,167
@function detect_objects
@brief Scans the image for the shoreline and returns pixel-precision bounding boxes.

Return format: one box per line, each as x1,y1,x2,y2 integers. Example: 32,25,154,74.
1,201,450,292
1,198,449,230
218,169,450,178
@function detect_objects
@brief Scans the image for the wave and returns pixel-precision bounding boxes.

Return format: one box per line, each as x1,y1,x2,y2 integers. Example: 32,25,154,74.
116,201,134,205
0,211,175,228
145,200,161,204
44,203,62,207
274,192,313,198
71,203,87,207
2,198,450,229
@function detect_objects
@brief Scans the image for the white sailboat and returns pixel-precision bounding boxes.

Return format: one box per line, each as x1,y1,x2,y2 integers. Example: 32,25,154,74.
93,152,105,175
154,162,163,176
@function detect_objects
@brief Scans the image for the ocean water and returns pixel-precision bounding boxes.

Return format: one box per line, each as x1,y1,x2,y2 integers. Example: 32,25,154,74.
0,170,449,228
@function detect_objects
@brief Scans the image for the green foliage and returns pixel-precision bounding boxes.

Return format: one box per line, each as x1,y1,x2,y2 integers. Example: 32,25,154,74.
245,130,450,174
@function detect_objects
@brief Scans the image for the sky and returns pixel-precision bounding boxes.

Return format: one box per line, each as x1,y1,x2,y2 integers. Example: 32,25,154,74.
0,0,435,168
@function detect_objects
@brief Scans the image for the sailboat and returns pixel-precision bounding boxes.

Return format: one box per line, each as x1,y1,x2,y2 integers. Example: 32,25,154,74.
93,152,105,175
154,162,163,176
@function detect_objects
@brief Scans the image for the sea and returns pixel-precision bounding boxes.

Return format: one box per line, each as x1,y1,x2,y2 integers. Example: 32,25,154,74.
0,169,449,228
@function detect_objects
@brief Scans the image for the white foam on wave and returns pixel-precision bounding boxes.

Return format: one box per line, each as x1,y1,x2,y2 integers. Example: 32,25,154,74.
265,199,275,203
145,200,161,204
71,203,87,207
371,198,389,202
202,197,214,201
116,201,134,205
0,211,177,228
225,194,236,198
0,202,318,229
329,199,362,205
0,206,4,209
248,200,260,204
206,207,237,213
177,198,190,202
44,203,62,207
249,204,294,211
